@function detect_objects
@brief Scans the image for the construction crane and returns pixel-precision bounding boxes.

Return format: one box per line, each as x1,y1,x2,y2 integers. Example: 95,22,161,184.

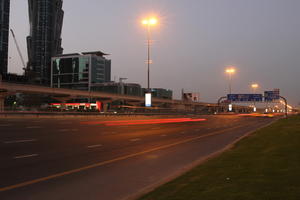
10,29,26,71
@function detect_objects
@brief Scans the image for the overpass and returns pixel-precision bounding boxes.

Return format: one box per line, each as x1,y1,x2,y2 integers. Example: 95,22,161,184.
0,81,224,112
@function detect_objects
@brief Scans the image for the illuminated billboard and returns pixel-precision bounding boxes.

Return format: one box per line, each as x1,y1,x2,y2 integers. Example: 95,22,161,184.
145,93,152,107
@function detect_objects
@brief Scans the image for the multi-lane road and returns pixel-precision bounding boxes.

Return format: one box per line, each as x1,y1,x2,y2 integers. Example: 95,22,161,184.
0,114,276,200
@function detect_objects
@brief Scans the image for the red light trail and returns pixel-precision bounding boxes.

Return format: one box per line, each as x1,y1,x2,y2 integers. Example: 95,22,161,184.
81,118,207,126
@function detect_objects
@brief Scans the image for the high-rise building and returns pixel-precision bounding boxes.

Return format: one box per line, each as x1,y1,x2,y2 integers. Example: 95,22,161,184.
0,0,10,75
27,0,64,85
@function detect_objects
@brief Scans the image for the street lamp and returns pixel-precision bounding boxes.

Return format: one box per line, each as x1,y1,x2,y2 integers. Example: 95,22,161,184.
225,67,235,112
251,83,259,93
251,83,259,112
141,17,158,91
225,67,236,94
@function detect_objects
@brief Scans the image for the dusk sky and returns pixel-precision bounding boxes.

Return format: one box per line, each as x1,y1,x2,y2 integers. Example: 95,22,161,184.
7,0,300,105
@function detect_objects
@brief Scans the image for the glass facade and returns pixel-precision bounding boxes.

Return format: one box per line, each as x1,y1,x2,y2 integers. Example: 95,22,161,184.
151,88,173,100
90,55,111,84
27,0,64,85
51,54,111,91
0,0,10,75
142,88,173,100
92,83,142,96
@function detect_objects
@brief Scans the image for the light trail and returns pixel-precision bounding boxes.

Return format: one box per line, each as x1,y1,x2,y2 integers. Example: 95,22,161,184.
81,118,207,126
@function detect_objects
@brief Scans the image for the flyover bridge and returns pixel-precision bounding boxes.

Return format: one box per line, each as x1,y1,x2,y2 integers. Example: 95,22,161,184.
0,81,224,112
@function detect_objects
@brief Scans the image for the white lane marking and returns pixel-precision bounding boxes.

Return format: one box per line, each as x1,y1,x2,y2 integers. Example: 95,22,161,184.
4,139,37,144
0,123,252,192
87,144,103,149
14,154,39,159
60,122,72,125
58,129,70,132
26,126,41,129
160,134,167,137
0,124,12,127
130,138,141,142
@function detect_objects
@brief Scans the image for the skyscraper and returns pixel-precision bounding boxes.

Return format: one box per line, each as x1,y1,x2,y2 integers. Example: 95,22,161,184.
0,0,10,76
27,0,64,85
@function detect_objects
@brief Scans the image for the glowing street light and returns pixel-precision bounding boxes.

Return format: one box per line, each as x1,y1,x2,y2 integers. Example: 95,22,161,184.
226,68,236,74
141,17,158,91
251,83,259,89
251,83,259,93
250,83,259,112
142,18,157,26
225,67,236,94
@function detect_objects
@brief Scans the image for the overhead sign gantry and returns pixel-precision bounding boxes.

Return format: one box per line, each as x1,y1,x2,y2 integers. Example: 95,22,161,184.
218,89,288,117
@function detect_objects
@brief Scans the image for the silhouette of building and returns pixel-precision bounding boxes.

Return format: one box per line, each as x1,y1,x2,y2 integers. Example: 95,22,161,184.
0,0,10,75
27,0,64,85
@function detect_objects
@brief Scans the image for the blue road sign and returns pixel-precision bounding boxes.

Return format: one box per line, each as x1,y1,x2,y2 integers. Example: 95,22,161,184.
227,94,263,102
264,91,280,101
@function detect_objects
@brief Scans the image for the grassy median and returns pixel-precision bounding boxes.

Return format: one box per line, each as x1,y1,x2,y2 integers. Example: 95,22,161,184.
139,115,300,200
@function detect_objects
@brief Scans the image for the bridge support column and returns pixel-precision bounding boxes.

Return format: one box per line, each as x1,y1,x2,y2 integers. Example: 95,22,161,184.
103,103,108,112
0,97,4,112
0,93,7,112
99,100,112,112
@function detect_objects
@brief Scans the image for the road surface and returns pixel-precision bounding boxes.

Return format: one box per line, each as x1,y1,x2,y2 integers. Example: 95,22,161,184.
0,115,275,200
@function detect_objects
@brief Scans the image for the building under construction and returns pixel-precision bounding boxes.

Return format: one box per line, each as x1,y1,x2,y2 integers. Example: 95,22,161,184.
26,0,64,85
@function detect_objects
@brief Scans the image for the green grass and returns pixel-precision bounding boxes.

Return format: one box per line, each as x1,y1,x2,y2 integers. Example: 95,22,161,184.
139,115,300,200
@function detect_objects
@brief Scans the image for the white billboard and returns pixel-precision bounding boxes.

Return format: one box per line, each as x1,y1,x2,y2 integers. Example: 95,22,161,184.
145,93,152,107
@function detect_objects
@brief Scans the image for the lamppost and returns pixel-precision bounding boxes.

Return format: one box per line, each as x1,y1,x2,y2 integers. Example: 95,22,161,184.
225,67,236,94
225,67,235,112
141,17,157,91
251,83,259,112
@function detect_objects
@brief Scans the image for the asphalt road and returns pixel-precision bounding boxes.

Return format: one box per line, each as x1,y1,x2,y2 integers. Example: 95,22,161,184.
0,114,275,200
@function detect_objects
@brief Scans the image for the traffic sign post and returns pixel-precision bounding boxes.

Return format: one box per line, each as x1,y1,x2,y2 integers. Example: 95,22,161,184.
280,96,288,118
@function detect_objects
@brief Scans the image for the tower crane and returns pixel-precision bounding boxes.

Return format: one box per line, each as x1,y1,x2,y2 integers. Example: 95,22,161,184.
10,29,26,71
